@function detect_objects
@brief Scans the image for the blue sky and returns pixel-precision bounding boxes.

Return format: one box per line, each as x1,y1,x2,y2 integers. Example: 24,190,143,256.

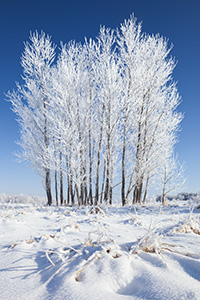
0,0,199,197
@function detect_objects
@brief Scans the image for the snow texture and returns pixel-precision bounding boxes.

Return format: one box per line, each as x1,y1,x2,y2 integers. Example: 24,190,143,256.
0,196,200,299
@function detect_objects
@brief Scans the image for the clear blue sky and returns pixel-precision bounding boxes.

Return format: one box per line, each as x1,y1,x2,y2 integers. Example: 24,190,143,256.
0,0,199,197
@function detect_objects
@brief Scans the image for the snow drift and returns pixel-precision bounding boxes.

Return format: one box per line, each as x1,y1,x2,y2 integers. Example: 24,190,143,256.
0,197,200,299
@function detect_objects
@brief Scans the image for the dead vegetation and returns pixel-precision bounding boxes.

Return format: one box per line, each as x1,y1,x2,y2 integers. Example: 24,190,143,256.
170,214,200,235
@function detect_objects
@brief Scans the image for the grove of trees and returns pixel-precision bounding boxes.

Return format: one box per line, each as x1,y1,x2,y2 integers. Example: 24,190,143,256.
8,14,183,206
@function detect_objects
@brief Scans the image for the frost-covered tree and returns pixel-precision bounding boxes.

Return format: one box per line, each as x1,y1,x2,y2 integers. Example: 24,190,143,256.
117,15,182,205
8,31,56,205
8,14,183,206
159,152,186,205
95,27,122,205
117,14,142,206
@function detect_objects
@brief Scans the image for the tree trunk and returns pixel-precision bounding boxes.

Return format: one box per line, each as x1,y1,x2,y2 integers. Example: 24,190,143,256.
109,151,114,206
138,181,143,205
133,186,137,205
121,118,127,206
104,99,111,203
59,148,64,205
133,122,143,204
162,194,166,205
42,82,52,206
95,104,105,206
162,169,167,205
88,127,93,205
133,180,143,205
75,167,81,206
104,153,110,203
53,139,58,206
70,173,74,205
142,176,149,205
66,154,70,205
67,177,70,205
109,186,112,205
55,170,58,206
46,169,52,205
68,146,74,205
100,159,106,204
122,69,131,206
88,89,93,206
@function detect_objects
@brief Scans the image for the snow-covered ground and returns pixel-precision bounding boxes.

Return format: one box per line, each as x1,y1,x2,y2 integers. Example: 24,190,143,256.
0,196,200,300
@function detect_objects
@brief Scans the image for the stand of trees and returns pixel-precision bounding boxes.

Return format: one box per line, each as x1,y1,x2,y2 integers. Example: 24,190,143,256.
8,14,183,206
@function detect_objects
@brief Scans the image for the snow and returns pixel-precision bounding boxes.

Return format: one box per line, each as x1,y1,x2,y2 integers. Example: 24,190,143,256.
0,197,200,299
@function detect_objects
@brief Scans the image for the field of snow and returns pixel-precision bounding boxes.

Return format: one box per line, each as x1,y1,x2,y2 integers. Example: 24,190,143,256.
0,196,200,300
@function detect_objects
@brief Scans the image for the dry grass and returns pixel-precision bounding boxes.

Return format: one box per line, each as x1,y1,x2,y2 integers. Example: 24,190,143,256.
170,214,200,235
174,224,200,235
